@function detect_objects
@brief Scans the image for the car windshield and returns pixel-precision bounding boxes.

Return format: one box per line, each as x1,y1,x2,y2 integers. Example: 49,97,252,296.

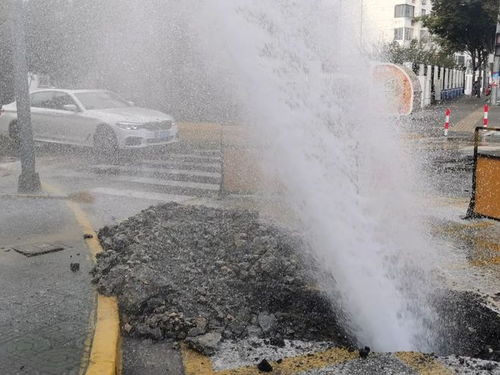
74,91,130,110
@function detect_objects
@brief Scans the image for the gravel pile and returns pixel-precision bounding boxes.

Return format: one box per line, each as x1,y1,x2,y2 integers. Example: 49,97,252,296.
91,202,500,362
92,202,352,351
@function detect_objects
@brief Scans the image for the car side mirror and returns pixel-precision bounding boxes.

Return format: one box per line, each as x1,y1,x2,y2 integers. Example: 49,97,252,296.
63,104,79,112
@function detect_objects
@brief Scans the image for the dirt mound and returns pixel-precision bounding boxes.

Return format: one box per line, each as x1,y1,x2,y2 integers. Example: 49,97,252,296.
91,202,500,362
92,202,352,347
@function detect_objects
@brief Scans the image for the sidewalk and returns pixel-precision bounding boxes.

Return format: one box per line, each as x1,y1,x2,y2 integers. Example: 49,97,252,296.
0,170,95,374
407,96,500,137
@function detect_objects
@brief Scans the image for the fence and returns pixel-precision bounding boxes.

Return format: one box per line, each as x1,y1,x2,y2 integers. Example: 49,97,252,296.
414,64,465,108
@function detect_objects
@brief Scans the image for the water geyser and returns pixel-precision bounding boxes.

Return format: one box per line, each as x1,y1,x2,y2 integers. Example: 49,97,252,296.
185,0,441,352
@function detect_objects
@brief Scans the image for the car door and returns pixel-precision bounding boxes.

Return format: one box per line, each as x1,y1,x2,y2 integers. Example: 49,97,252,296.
30,91,60,142
46,92,86,145
48,93,99,146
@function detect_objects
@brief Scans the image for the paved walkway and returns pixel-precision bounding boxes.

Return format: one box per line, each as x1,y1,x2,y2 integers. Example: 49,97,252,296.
407,96,500,136
446,97,500,132
0,169,94,375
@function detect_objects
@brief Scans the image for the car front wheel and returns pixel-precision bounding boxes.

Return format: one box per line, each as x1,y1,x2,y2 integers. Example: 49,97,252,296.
93,126,119,162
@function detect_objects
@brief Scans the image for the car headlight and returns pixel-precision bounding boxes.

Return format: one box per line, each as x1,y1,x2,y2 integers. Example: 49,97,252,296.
116,122,142,130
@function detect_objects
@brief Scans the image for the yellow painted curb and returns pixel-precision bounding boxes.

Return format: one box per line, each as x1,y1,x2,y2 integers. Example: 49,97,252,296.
396,352,452,375
182,345,359,375
182,344,458,375
182,344,216,375
86,295,122,375
42,183,122,375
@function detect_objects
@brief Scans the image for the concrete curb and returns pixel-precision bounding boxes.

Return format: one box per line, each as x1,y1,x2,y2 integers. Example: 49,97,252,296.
43,183,122,375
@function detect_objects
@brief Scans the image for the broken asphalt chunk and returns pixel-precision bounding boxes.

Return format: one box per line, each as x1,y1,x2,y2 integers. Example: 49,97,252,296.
70,263,80,272
186,332,221,356
257,359,273,372
359,346,370,358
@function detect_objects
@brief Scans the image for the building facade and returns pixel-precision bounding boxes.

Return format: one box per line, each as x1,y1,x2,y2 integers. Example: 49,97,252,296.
361,0,432,49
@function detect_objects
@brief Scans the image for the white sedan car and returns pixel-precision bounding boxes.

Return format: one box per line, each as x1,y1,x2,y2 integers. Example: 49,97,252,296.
0,89,178,154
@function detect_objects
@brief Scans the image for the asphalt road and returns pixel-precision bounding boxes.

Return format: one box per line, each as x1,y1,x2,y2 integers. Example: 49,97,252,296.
1,142,221,375
1,118,499,374
0,179,94,375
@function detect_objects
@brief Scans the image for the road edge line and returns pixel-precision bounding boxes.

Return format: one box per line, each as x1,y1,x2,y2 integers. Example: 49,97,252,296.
42,183,122,375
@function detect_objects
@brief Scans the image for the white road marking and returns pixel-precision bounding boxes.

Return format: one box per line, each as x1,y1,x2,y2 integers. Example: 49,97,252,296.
163,153,221,162
91,187,195,202
92,164,221,179
189,148,221,154
56,171,220,192
140,159,221,170
118,176,220,191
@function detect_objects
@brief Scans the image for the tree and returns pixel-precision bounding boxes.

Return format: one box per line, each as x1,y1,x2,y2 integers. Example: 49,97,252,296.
422,0,499,80
0,1,14,104
25,0,102,87
2,0,238,122
382,40,457,69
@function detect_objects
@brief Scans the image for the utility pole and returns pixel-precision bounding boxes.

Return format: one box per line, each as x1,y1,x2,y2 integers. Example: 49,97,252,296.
491,1,500,105
10,0,41,192
359,0,364,49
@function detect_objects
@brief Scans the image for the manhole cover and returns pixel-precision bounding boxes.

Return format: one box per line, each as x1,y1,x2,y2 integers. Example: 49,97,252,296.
12,243,65,257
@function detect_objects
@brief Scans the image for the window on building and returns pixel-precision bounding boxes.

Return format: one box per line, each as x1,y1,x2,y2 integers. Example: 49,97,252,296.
404,28,413,40
456,55,465,66
395,4,415,18
421,9,427,16
394,28,404,40
422,0,427,5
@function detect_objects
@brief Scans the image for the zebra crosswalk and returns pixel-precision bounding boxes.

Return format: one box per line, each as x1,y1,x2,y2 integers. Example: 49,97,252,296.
46,148,223,202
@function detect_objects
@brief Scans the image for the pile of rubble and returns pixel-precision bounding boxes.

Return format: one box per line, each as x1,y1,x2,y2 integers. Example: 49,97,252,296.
92,202,500,361
92,202,352,353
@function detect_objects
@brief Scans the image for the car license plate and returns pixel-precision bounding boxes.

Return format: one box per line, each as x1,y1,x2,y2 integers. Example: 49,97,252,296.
156,131,169,139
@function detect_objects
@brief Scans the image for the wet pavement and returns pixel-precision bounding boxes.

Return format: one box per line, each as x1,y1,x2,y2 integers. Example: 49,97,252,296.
0,100,500,374
123,338,183,375
0,175,94,374
408,99,500,309
1,142,223,375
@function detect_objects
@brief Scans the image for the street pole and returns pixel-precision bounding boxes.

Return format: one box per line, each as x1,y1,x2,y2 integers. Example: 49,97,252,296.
491,2,500,105
10,0,40,192
359,0,363,49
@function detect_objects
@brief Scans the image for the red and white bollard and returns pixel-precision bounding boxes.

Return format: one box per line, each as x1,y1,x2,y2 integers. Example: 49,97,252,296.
444,108,451,136
483,104,489,127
